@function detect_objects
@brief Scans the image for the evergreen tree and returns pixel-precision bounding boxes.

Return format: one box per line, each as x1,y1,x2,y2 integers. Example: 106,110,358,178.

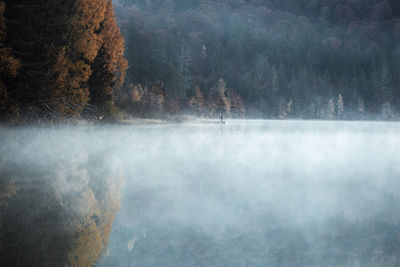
177,37,192,97
50,0,108,116
89,0,128,116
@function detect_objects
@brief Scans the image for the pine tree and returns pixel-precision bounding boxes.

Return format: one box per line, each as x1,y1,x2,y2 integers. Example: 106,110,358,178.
50,0,108,116
89,0,128,116
1,0,101,119
177,37,192,97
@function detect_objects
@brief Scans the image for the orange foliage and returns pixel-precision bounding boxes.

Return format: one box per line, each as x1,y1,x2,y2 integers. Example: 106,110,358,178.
69,0,107,63
103,0,128,89
48,46,91,116
0,0,127,121
88,0,128,112
68,186,120,267
45,0,127,118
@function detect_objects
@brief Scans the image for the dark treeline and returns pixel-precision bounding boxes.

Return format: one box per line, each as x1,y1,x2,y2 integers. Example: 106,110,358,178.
0,0,399,121
0,0,127,122
115,0,400,119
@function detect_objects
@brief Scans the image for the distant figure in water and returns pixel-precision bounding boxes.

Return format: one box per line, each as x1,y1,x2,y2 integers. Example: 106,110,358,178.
219,112,224,123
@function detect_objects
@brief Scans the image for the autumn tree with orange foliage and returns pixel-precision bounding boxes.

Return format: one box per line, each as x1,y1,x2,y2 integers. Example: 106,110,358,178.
48,0,107,117
89,0,128,116
0,0,127,122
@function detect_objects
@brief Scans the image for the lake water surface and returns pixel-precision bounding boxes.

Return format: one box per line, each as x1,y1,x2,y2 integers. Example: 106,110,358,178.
99,120,400,267
2,120,400,266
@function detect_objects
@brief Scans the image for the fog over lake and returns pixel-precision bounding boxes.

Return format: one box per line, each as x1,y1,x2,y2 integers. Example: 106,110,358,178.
101,120,400,266
2,120,400,266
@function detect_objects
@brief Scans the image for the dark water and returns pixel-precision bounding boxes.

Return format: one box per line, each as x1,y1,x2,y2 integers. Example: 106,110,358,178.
97,120,400,267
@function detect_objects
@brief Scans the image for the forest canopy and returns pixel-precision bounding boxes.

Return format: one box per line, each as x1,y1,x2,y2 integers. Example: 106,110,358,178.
0,0,399,121
115,0,400,119
0,0,127,122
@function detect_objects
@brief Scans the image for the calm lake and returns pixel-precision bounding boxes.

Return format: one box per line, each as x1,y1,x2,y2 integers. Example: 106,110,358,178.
99,120,400,267
2,120,400,266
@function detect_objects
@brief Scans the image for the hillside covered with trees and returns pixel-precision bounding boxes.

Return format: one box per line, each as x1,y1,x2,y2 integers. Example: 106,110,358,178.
1,0,399,121
0,1,400,266
115,0,400,119
0,0,127,122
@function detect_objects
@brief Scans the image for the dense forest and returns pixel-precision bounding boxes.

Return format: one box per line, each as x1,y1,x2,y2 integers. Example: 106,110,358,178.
0,1,400,266
0,0,127,122
115,0,400,119
0,0,399,121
